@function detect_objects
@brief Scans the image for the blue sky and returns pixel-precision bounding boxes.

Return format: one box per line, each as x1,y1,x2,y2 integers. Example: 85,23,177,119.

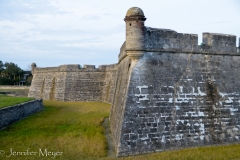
0,0,240,70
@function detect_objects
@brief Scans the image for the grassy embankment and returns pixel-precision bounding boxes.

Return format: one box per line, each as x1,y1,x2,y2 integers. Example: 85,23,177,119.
0,100,240,159
0,94,34,109
0,101,111,160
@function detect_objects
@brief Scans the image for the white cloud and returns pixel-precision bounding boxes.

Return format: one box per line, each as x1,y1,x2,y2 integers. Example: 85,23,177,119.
0,0,239,69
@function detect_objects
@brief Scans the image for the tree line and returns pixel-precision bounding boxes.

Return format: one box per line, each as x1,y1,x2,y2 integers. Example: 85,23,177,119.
0,60,32,85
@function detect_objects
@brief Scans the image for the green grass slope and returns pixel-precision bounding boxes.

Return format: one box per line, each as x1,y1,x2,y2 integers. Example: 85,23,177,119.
0,101,111,160
0,95,34,109
0,100,240,160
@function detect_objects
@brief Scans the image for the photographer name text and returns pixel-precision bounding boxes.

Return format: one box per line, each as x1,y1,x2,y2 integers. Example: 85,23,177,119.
0,148,63,158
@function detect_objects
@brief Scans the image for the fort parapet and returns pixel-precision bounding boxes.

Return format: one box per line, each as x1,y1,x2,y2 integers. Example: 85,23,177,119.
29,64,118,102
29,7,240,157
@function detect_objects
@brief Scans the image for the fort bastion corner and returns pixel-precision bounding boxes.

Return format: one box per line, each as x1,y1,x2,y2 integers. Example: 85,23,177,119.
29,7,240,157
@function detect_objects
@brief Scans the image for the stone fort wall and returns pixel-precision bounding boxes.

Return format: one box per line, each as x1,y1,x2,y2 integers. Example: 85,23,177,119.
28,64,118,103
29,7,240,157
110,7,240,157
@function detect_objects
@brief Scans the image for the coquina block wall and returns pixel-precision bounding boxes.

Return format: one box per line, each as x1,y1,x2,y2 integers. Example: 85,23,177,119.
29,64,118,103
0,99,43,129
28,6,240,157
110,7,240,157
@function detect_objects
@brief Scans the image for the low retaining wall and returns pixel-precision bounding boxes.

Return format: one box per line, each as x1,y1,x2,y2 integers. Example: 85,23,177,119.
0,99,43,129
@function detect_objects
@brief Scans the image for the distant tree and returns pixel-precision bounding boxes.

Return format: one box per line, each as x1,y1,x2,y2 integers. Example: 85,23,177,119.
4,62,23,80
0,61,4,72
0,61,24,85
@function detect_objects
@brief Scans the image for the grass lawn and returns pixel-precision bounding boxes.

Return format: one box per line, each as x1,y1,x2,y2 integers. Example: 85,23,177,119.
0,95,34,109
0,100,240,160
0,101,111,160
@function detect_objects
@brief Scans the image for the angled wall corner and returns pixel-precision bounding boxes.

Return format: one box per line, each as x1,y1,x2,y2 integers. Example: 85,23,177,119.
112,51,240,157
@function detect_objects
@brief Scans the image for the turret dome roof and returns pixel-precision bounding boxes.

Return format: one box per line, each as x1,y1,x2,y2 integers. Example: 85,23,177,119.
126,7,144,17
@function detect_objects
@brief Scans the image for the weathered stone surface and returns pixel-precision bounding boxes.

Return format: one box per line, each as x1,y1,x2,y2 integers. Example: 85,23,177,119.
112,52,240,156
203,33,236,53
0,99,43,129
28,6,240,157
28,64,118,103
109,7,240,157
145,27,198,52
